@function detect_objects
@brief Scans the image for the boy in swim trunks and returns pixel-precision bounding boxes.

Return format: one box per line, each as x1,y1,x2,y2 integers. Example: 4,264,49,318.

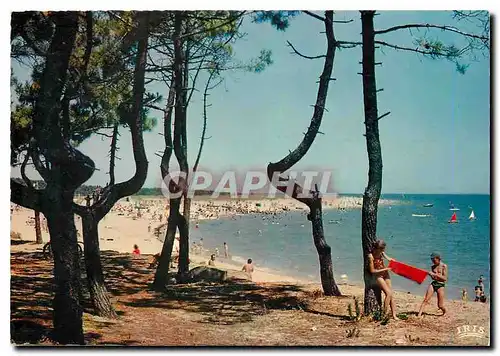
418,253,447,317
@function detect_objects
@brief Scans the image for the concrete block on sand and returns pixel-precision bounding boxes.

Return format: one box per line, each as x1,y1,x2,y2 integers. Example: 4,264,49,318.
189,266,228,282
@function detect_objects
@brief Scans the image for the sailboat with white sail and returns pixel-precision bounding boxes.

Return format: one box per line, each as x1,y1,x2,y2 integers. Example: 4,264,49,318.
469,209,476,221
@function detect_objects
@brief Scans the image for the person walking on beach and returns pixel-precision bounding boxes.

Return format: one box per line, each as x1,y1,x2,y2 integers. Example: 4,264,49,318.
417,253,447,317
242,258,254,280
133,244,141,255
223,242,229,258
367,239,398,320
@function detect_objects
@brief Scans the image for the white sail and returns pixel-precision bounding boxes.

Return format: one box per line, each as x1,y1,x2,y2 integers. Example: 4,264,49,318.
469,210,476,220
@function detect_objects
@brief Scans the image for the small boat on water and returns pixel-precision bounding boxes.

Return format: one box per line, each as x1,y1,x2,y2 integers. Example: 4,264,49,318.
469,210,476,220
449,207,460,211
449,212,458,223
423,203,434,208
412,214,431,217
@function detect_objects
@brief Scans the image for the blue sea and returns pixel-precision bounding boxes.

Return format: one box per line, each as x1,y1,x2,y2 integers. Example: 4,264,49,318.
190,194,490,300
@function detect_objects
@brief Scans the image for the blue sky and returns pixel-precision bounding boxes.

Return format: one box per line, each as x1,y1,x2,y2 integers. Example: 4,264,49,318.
12,11,490,194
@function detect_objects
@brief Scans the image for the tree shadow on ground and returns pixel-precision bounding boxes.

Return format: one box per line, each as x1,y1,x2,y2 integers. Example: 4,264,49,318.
98,252,354,326
11,251,54,328
11,249,351,344
10,320,51,344
99,251,156,296
11,240,33,246
122,280,321,325
405,311,441,317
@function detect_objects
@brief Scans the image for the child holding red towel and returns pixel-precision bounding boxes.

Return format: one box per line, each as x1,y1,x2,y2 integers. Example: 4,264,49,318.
417,252,448,317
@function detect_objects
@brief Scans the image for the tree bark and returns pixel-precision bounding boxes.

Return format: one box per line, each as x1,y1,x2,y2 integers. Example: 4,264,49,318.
177,209,189,281
360,10,384,315
45,185,84,345
34,210,43,244
182,197,191,225
153,198,181,290
81,212,116,318
309,199,341,295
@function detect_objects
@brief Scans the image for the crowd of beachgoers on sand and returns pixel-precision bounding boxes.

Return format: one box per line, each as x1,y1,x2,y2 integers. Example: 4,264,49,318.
69,194,399,224
11,194,400,279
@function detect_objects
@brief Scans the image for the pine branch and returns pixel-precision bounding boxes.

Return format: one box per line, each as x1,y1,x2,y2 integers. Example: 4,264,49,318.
180,11,246,40
108,124,119,186
303,11,324,22
287,41,326,60
377,111,391,121
374,40,454,57
374,23,489,42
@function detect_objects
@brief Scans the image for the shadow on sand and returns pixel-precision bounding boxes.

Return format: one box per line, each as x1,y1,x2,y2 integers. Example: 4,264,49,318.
11,249,348,345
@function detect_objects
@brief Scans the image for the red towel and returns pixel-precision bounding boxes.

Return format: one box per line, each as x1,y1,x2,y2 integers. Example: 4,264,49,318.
388,260,428,284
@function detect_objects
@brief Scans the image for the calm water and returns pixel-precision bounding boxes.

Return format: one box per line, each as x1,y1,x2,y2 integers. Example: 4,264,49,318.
191,194,490,299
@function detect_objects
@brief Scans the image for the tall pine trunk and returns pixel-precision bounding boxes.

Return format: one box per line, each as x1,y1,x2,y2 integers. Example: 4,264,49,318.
81,213,116,318
309,199,341,296
34,210,43,244
183,197,191,226
29,11,85,344
153,198,181,290
45,185,84,345
177,207,189,281
172,12,190,282
360,10,384,315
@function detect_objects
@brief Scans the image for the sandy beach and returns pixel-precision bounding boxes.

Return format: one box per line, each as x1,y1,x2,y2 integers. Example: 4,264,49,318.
10,196,490,346
10,194,398,283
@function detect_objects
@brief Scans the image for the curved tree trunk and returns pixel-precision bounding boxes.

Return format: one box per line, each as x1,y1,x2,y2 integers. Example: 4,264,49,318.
81,213,116,318
265,11,340,296
71,12,150,317
45,186,84,345
172,12,190,282
360,10,384,315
